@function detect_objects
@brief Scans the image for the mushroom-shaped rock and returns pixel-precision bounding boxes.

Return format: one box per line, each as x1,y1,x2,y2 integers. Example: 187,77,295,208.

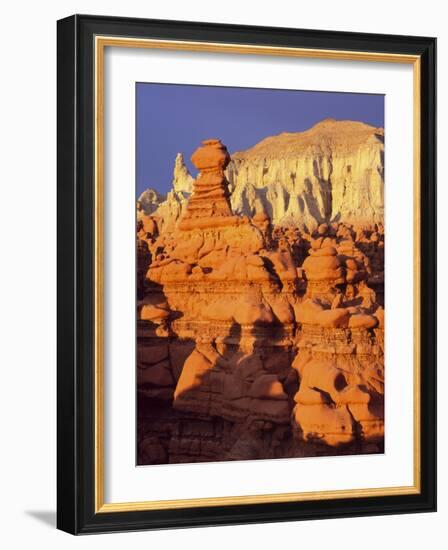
315,308,350,328
246,263,273,282
174,349,213,400
317,223,329,236
246,254,265,267
294,403,355,446
310,246,337,257
179,139,234,225
348,314,378,329
311,237,324,250
252,211,271,236
303,252,341,273
191,138,231,172
339,385,384,441
294,299,325,324
296,360,349,404
233,298,274,325
140,304,170,322
266,250,298,282
321,237,337,249
249,375,288,400
268,296,295,324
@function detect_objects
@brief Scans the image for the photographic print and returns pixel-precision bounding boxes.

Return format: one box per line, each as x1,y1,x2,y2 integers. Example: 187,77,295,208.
57,16,436,533
136,83,385,465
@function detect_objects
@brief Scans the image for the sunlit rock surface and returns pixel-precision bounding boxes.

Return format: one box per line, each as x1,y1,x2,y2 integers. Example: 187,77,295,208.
227,119,384,230
137,131,384,465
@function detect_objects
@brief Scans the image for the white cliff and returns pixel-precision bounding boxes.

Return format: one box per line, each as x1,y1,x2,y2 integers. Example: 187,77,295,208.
226,119,384,229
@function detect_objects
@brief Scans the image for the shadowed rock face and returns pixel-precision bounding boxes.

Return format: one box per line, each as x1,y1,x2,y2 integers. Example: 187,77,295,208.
137,136,384,465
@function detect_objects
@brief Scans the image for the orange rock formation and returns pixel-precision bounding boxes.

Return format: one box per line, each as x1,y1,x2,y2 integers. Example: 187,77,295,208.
180,139,233,224
137,138,384,465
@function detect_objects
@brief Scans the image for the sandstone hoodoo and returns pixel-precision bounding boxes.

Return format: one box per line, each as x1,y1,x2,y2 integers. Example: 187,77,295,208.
179,139,234,228
137,134,385,465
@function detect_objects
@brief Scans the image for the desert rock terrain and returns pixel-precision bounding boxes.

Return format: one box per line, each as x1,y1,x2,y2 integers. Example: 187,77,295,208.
137,123,384,465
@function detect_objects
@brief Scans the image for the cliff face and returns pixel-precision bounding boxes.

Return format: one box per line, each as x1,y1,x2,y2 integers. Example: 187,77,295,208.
227,119,384,229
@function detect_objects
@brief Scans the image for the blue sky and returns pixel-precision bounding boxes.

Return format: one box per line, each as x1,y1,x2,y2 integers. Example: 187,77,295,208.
136,83,384,197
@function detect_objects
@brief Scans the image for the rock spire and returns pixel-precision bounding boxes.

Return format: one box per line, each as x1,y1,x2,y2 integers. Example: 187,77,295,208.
179,139,233,229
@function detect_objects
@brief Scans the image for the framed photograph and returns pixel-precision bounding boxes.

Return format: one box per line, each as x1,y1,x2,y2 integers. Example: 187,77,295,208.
57,14,436,534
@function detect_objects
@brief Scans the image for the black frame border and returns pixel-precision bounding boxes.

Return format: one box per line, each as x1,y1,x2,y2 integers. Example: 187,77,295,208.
57,14,436,535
